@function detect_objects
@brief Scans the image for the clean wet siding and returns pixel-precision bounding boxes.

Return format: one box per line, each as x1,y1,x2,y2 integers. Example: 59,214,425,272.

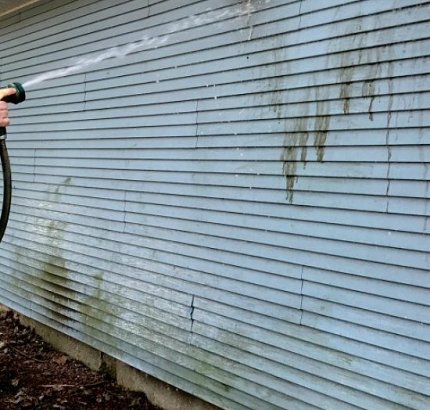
0,0,429,409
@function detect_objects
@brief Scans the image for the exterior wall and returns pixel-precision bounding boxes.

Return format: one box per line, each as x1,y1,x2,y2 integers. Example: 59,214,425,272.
0,0,429,409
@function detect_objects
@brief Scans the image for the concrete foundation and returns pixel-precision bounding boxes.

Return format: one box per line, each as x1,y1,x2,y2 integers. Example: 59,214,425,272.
18,314,222,410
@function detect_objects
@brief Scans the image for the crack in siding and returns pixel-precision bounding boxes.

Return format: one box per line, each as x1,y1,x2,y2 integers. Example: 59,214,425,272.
189,295,195,334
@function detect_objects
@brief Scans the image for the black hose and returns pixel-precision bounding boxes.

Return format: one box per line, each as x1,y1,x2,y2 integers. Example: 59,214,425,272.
0,134,11,243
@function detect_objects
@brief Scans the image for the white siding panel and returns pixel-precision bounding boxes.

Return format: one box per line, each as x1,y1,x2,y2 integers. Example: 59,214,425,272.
0,0,429,409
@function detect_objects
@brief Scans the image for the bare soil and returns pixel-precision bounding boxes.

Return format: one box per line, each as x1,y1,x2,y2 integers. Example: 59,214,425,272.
0,309,161,410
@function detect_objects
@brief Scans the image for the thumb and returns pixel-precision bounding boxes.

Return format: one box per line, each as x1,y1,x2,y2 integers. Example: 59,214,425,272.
0,87,16,101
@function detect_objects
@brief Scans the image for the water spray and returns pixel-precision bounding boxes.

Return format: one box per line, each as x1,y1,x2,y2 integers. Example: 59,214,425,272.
22,3,256,89
0,82,26,242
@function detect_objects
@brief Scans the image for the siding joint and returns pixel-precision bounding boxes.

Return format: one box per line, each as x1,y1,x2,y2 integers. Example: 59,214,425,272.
83,73,87,112
385,75,394,212
298,0,303,30
299,266,304,325
194,100,200,148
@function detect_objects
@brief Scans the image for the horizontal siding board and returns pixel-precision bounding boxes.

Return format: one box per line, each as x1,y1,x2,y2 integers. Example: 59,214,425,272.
29,158,395,177
13,174,389,197
19,145,430,164
9,127,429,146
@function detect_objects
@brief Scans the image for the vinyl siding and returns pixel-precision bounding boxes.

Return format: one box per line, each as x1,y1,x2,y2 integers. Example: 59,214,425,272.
0,0,429,409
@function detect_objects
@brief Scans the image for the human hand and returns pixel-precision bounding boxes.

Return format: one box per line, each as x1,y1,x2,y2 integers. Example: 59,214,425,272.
0,88,16,127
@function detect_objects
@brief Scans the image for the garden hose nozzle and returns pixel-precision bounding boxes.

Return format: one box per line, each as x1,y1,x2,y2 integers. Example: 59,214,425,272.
1,82,26,105
0,81,26,243
0,82,26,138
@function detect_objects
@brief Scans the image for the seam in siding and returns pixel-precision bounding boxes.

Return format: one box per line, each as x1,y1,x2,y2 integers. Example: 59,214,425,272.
122,190,127,233
194,99,199,148
385,74,394,212
83,72,87,112
298,0,303,30
299,266,304,325
245,0,254,41
32,148,36,183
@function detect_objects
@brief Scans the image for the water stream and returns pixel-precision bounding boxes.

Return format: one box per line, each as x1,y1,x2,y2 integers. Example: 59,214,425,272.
22,3,256,90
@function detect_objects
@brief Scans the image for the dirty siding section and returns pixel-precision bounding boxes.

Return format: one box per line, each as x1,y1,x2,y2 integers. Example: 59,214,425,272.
0,0,429,409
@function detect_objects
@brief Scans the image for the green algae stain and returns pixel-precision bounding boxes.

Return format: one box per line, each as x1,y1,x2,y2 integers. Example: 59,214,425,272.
79,271,124,343
39,219,76,323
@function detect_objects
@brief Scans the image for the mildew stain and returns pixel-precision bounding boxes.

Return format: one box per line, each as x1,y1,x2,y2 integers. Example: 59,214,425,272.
282,143,298,204
39,219,74,324
37,178,74,324
362,79,375,121
281,115,310,204
314,100,331,163
339,66,353,115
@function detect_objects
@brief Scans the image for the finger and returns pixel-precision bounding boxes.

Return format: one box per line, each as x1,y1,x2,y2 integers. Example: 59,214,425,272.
0,118,10,127
0,88,16,100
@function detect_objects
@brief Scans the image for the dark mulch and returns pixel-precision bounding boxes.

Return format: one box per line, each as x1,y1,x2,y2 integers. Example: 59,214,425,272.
0,309,161,410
